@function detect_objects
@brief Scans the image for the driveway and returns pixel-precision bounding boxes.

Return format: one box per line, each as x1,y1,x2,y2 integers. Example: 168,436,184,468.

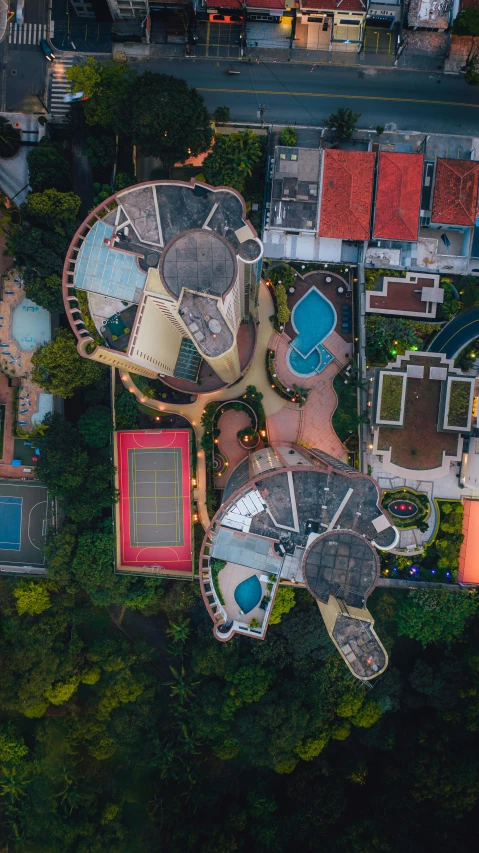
427,307,479,359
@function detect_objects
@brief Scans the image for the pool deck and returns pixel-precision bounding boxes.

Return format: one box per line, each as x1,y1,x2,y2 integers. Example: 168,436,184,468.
285,271,353,348
0,271,51,477
218,562,268,628
271,325,351,460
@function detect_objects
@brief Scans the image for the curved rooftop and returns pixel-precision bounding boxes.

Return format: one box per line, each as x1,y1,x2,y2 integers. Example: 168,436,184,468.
161,230,236,299
65,180,261,308
303,530,379,608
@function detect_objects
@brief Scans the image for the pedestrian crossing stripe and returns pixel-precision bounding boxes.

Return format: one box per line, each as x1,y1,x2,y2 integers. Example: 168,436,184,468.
8,22,53,45
49,55,75,120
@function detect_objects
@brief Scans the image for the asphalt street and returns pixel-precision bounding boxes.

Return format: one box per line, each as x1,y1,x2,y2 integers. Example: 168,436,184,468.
134,58,479,136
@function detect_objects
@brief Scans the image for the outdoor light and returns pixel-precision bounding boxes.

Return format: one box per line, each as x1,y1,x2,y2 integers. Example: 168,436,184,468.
155,416,160,421
192,478,197,487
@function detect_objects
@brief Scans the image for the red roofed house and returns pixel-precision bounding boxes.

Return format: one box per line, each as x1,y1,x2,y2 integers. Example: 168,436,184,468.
431,159,479,227
319,150,376,241
297,0,367,51
373,152,423,242
458,500,479,584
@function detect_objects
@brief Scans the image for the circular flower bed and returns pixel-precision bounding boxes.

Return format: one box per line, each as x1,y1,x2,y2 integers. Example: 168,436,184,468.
237,427,259,450
381,489,430,529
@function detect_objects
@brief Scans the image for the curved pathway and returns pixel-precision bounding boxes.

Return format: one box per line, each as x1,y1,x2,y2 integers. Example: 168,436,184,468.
121,282,285,530
427,307,479,359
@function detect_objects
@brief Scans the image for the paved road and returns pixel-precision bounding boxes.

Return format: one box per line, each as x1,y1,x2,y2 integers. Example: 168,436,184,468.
135,58,479,135
428,307,479,359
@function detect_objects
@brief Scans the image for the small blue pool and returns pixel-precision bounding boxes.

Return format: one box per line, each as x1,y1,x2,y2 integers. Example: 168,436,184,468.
288,287,336,377
287,344,335,378
11,298,51,352
234,575,262,614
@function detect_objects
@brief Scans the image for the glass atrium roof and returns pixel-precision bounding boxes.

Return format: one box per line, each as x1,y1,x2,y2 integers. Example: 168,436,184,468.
75,221,146,302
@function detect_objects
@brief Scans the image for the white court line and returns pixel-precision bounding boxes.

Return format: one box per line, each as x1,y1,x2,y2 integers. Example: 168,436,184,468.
28,501,47,551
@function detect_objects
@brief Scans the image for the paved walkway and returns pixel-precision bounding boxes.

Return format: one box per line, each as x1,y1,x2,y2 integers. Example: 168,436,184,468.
123,280,348,527
122,282,285,529
215,408,250,488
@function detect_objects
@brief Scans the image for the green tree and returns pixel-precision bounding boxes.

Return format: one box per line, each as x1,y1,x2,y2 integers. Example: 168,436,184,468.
77,406,112,448
397,589,478,648
84,135,116,168
213,105,231,124
115,390,139,429
0,723,28,765
202,131,261,193
13,581,51,616
459,275,479,310
66,58,134,129
269,587,296,625
72,528,162,608
27,138,72,193
453,6,479,35
127,73,213,167
24,189,80,234
31,329,104,398
9,189,80,312
279,126,297,146
325,107,361,141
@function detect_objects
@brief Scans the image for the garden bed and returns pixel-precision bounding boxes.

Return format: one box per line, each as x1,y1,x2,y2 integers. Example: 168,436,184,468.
379,374,404,421
447,380,472,428
381,489,430,530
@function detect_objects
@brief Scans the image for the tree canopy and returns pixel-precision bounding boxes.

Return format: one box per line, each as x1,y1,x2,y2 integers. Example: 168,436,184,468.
126,72,213,167
31,329,104,398
202,131,262,193
396,589,478,648
453,6,479,36
325,107,361,141
9,189,80,312
27,138,72,193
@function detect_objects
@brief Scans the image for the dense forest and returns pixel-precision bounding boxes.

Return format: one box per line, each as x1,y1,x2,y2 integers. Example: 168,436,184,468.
1,356,479,851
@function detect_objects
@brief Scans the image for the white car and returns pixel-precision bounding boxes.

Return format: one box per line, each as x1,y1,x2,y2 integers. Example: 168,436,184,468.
63,91,85,103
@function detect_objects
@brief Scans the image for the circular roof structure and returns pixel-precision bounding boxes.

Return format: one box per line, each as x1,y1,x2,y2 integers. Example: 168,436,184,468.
161,230,236,299
303,530,379,608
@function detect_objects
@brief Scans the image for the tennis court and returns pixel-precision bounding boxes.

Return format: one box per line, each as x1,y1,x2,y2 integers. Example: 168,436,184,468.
115,430,192,576
0,481,48,569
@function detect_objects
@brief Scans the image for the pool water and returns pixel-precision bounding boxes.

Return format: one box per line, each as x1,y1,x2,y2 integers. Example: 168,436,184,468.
288,287,336,377
234,574,262,614
291,287,336,357
287,343,335,378
11,298,51,352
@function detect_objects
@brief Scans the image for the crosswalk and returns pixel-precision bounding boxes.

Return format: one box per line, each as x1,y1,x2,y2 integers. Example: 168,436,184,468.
9,21,53,45
49,55,74,121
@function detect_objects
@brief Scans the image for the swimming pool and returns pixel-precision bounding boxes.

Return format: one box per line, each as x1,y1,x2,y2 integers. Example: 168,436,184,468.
11,299,51,352
287,343,335,378
288,287,336,377
234,574,262,614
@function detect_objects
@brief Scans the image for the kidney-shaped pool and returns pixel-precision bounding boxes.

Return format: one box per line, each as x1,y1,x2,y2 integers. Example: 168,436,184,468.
288,286,336,377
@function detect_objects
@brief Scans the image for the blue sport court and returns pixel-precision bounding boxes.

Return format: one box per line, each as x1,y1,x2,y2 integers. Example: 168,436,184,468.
0,496,22,551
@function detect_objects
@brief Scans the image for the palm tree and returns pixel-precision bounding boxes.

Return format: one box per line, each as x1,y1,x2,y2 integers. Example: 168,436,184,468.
0,118,21,159
166,617,191,645
236,131,262,178
165,665,199,704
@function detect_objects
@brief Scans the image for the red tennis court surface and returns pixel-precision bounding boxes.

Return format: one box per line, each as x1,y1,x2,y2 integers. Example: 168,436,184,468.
115,430,192,576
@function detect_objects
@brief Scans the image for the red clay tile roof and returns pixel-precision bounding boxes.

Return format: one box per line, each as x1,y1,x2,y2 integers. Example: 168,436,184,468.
319,150,375,241
301,0,365,9
460,0,479,10
431,158,479,226
207,0,287,7
373,152,423,241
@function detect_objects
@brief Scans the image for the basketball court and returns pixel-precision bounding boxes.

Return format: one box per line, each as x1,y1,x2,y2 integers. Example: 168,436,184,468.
115,430,193,576
0,481,49,570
